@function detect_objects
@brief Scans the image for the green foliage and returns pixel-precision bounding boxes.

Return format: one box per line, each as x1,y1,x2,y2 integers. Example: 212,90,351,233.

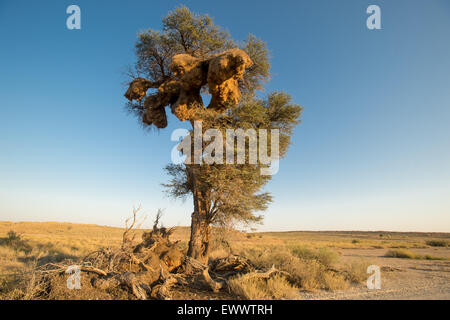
163,92,301,226
132,6,233,83
162,6,233,57
240,35,270,92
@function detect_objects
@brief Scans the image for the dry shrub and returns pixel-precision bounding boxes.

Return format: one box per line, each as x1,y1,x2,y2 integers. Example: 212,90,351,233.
426,240,448,247
228,276,269,300
207,227,235,263
238,246,349,291
345,259,370,283
208,248,229,262
288,246,316,260
0,288,25,300
289,246,339,267
323,272,349,291
228,274,298,300
423,254,444,260
241,246,293,270
384,249,445,260
266,275,299,299
289,259,348,291
385,249,417,259
0,231,32,255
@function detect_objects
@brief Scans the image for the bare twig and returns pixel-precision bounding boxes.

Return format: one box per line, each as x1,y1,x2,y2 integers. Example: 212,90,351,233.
122,205,142,247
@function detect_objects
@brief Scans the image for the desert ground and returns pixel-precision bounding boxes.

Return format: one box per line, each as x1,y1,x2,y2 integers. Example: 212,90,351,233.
0,221,448,300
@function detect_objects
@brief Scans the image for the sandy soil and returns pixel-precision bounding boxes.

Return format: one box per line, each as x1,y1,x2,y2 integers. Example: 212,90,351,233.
298,248,450,300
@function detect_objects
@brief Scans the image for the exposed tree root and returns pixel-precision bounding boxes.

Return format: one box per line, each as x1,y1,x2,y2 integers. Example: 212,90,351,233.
202,267,225,293
25,210,283,300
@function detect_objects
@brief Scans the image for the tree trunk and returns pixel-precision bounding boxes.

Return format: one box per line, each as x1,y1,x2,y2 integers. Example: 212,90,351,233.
186,162,211,266
187,188,211,265
185,118,212,266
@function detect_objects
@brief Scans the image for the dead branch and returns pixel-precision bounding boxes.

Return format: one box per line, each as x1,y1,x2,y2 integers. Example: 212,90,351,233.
211,254,253,275
154,265,177,300
118,272,149,300
240,265,289,281
80,266,108,276
184,256,208,274
153,209,163,231
130,253,155,272
122,205,141,246
202,267,225,292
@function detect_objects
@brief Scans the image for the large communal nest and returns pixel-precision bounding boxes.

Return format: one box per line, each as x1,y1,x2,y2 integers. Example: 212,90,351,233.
124,48,253,128
26,209,286,300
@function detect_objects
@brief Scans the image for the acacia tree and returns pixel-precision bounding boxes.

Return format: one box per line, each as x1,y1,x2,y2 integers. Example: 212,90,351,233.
125,7,302,265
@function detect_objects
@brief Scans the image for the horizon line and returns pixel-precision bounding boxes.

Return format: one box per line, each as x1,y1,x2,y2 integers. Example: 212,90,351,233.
1,220,449,234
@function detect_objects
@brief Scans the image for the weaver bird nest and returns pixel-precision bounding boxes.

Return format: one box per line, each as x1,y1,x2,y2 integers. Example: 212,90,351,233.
124,48,253,128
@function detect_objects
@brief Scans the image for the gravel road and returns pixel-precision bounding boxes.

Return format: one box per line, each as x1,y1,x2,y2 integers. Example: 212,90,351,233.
298,248,450,300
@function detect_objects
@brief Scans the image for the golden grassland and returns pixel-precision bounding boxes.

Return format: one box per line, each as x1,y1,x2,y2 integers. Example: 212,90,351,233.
0,221,448,299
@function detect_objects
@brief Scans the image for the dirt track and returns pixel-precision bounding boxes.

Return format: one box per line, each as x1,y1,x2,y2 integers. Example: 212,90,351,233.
298,248,450,300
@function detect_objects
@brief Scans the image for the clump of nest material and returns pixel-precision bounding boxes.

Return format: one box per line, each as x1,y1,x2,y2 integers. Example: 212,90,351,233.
25,209,286,300
124,48,253,129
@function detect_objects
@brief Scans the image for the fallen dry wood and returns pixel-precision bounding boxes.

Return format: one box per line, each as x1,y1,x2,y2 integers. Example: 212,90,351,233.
202,267,225,292
79,266,108,276
239,265,289,281
153,265,181,300
91,272,150,300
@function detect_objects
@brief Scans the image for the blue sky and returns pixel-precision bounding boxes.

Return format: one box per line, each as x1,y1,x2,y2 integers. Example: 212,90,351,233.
0,0,449,231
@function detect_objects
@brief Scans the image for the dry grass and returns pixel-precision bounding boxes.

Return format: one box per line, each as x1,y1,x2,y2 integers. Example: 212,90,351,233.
229,274,299,300
236,245,349,292
344,259,371,283
257,230,448,250
289,245,339,267
384,249,446,260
